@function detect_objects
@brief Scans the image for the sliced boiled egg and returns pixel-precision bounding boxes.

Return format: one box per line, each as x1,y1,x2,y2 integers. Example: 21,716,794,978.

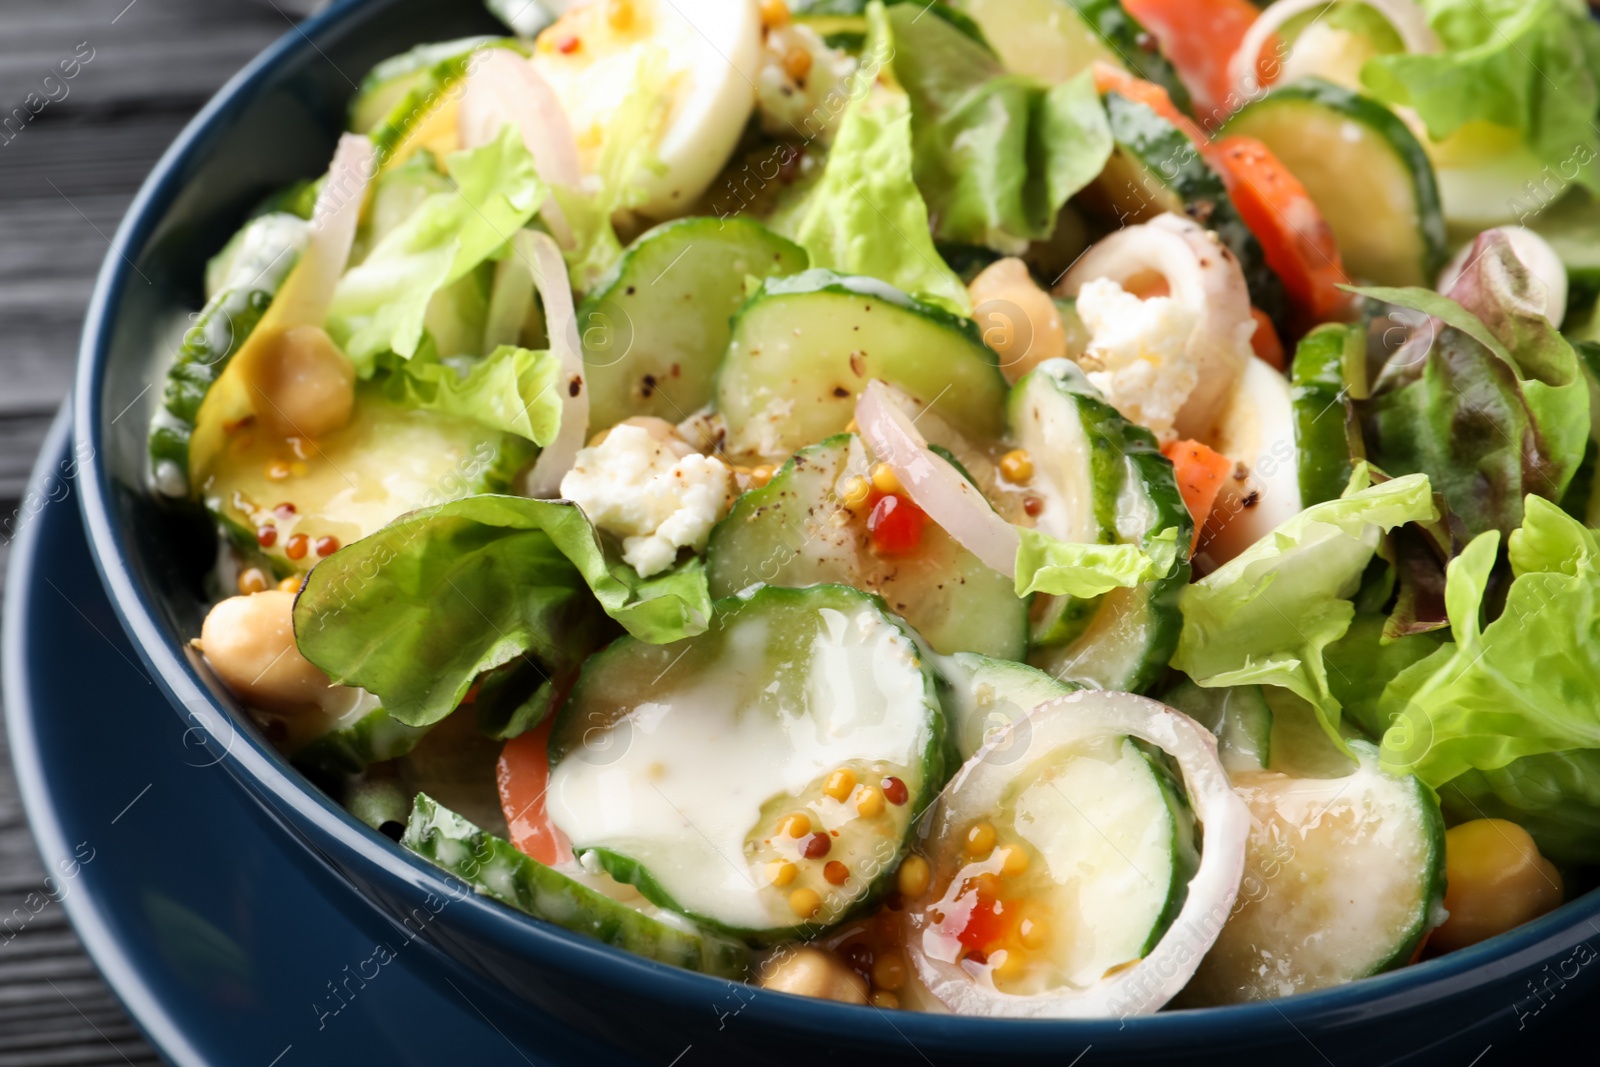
530,0,760,219
1197,355,1302,568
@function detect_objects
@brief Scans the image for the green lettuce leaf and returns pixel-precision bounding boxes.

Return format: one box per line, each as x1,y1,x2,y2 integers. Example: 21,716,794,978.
1379,497,1600,786
1324,613,1449,741
1356,230,1590,537
294,495,712,727
381,344,563,445
1171,467,1438,750
1361,0,1600,194
1014,525,1178,598
790,7,970,315
885,2,1112,254
1441,750,1600,865
328,126,545,372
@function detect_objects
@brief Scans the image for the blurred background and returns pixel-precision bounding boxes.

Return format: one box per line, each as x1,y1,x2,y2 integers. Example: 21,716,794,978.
0,3,291,1061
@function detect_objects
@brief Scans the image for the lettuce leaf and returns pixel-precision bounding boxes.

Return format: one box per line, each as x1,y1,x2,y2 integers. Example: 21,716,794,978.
1441,750,1600,865
884,2,1112,254
380,344,563,445
790,7,970,315
1171,466,1438,750
1361,0,1600,194
1356,231,1590,538
1324,613,1449,741
328,127,545,372
1379,497,1600,787
1014,525,1178,598
294,496,713,727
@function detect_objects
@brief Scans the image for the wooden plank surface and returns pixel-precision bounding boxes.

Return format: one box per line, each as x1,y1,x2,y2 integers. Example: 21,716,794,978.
0,2,289,1062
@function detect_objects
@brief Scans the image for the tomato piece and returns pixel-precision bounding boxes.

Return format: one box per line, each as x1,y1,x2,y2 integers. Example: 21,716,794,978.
1207,135,1351,326
956,887,1011,954
497,716,572,866
1122,0,1276,120
867,492,926,556
1249,307,1285,370
1091,62,1205,144
1163,439,1234,551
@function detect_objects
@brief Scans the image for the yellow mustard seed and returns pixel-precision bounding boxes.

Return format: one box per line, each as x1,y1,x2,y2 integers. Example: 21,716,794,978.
823,768,857,802
999,449,1034,484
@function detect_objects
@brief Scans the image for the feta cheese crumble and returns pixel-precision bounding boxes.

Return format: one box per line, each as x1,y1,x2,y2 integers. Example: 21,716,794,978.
560,422,733,577
1074,277,1201,444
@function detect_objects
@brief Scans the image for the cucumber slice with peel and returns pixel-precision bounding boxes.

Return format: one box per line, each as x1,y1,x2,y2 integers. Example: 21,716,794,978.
904,690,1250,1018
1010,361,1192,692
546,584,946,940
1290,323,1363,507
935,652,1079,761
403,794,749,978
1180,741,1446,1005
291,700,431,780
1222,78,1445,287
1158,679,1271,773
579,218,807,432
706,434,1027,659
716,270,1009,461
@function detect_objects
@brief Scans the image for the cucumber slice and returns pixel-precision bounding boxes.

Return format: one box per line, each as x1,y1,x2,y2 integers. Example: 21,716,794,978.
291,701,430,780
579,217,807,432
907,696,1199,1000
200,387,533,576
705,435,1026,659
1158,679,1271,772
1222,78,1445,288
716,270,1009,460
1009,361,1192,692
952,0,1117,84
403,794,750,978
546,584,945,939
936,652,1078,761
1079,91,1286,328
1062,0,1192,114
148,214,307,498
1290,323,1363,507
1181,741,1446,1005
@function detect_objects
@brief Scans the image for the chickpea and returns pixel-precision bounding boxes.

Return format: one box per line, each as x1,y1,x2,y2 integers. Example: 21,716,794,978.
967,258,1070,384
1432,819,1563,953
759,947,868,1004
247,325,355,439
199,590,333,715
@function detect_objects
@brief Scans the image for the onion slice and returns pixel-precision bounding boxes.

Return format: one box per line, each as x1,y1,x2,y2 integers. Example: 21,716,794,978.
854,381,1019,577
459,49,582,248
1227,0,1440,101
525,229,589,497
1057,212,1254,442
907,690,1251,1019
274,133,376,329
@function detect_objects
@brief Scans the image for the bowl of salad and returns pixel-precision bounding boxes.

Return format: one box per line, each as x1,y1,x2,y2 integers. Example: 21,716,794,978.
76,0,1600,1060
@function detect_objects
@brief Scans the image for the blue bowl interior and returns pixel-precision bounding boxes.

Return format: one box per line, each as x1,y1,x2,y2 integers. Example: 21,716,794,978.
69,0,1600,1060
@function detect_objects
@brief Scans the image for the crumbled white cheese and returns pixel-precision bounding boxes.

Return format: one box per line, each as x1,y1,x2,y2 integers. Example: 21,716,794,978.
1074,278,1200,444
756,23,857,142
560,423,733,577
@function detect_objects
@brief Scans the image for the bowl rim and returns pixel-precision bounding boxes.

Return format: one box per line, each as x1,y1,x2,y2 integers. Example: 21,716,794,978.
70,0,1600,1047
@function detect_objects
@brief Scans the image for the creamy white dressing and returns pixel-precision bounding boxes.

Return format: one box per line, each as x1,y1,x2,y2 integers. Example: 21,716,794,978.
547,604,933,930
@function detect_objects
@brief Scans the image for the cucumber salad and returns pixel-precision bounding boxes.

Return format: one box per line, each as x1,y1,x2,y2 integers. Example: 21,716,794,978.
157,0,1600,1017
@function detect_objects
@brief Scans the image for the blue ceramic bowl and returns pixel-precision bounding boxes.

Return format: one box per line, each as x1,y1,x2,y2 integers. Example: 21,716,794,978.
72,1,1600,1061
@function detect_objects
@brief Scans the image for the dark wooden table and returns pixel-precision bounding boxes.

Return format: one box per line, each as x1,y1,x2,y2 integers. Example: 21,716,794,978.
0,3,291,1062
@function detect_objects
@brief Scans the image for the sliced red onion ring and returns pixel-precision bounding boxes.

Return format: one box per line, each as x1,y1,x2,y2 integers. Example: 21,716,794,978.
1058,212,1254,442
274,133,376,328
907,690,1251,1019
1228,0,1439,101
854,381,1019,577
459,49,582,248
525,229,589,497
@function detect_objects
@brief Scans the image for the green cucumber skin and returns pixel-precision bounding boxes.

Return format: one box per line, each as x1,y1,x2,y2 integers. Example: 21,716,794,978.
292,707,431,780
1222,78,1447,284
1366,770,1447,977
355,38,524,158
1067,0,1193,116
149,286,286,497
579,217,808,431
1138,746,1201,956
1291,324,1361,507
1012,365,1192,693
548,584,949,942
403,794,750,978
706,435,1028,660
1102,91,1287,331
